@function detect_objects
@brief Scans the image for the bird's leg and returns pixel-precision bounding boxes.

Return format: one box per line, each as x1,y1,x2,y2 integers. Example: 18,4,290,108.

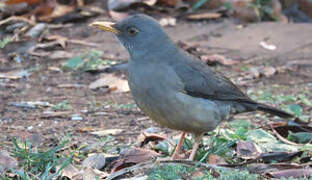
189,134,202,161
171,131,186,159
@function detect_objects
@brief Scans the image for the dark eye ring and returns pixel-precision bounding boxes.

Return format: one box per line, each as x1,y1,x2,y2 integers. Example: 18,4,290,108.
127,27,138,36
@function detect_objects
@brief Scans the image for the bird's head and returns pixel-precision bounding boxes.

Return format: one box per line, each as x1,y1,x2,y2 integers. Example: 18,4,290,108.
90,14,174,59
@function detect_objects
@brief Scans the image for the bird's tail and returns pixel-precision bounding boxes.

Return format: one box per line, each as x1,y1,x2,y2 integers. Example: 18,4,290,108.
257,103,294,118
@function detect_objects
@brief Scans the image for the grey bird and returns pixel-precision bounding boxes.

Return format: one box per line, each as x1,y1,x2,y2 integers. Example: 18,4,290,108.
90,14,294,160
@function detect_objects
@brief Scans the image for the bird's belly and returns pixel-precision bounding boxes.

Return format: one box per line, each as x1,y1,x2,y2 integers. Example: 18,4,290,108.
131,86,230,134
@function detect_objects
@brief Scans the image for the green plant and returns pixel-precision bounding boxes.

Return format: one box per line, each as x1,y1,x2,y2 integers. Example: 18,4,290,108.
248,89,311,121
251,0,276,21
195,169,260,180
51,100,72,110
0,37,10,48
149,164,189,180
9,137,73,179
112,103,137,110
63,50,116,71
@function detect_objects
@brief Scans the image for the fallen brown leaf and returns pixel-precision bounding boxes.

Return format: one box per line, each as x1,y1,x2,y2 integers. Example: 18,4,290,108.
267,168,312,179
158,0,177,7
57,164,81,179
208,154,226,165
4,0,42,5
201,54,238,66
232,1,258,22
186,12,222,20
137,132,167,147
49,50,73,60
112,148,161,172
82,153,106,170
258,151,302,163
237,141,261,160
0,150,18,173
38,4,75,22
0,70,28,80
91,129,124,136
89,74,129,92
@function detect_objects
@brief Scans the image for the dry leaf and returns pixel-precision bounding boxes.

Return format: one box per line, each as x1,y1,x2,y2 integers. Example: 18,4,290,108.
186,12,221,20
49,50,73,60
5,0,42,5
89,74,129,92
248,67,260,79
232,1,258,22
158,0,178,6
0,151,18,173
258,152,302,163
262,66,277,77
57,164,80,179
38,4,75,22
43,34,68,48
267,168,312,179
137,132,167,147
208,154,226,165
82,168,97,180
237,141,261,159
81,167,108,180
112,148,161,172
77,126,95,132
82,153,106,170
201,54,238,66
91,129,123,136
0,70,28,80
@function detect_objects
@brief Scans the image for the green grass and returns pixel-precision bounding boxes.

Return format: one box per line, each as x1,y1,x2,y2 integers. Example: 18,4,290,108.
149,164,189,180
248,89,311,121
51,100,72,111
195,169,260,180
0,37,10,48
1,137,73,179
149,164,260,180
63,50,117,71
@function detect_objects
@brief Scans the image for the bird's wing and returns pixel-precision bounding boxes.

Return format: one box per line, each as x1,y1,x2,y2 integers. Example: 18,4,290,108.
172,51,255,104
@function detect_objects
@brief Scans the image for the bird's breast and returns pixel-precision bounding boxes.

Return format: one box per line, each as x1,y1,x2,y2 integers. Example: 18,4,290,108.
127,62,228,134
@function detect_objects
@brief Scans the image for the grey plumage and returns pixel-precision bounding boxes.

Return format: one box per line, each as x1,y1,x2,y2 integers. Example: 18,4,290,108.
90,14,294,160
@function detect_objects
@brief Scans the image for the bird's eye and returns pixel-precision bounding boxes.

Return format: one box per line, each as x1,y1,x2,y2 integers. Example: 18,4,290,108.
127,27,138,36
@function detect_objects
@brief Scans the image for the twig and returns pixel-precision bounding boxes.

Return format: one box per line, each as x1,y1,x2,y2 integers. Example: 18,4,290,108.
67,39,99,47
107,161,151,180
270,125,303,146
0,16,36,26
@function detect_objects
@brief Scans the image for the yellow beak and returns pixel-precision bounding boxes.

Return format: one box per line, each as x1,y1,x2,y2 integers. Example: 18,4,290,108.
89,21,119,34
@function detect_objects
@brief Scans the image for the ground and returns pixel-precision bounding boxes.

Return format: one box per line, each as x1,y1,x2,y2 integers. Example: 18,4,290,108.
1,13,312,178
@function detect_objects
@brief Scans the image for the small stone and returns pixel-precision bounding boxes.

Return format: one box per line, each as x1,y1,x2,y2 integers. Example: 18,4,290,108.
144,127,161,133
71,114,83,121
82,154,106,170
